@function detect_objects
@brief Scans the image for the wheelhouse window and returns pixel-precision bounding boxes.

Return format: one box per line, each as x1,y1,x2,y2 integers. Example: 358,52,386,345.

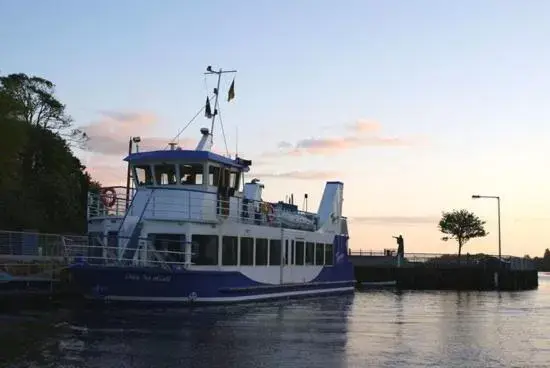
222,236,238,266
180,164,204,185
240,237,254,266
134,165,153,186
255,238,268,266
230,171,240,190
209,165,221,186
305,242,314,265
269,239,281,265
154,164,177,185
191,234,218,265
315,243,324,265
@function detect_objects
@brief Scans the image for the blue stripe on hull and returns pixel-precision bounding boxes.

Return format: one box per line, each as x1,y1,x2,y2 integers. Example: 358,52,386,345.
68,265,355,305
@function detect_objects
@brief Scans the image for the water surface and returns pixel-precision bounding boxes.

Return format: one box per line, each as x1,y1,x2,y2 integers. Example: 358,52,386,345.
2,275,549,367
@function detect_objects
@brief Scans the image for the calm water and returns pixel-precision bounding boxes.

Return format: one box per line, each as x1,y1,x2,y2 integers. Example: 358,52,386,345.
1,275,550,368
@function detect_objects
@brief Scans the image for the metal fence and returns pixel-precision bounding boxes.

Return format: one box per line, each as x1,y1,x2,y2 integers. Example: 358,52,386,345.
349,249,537,271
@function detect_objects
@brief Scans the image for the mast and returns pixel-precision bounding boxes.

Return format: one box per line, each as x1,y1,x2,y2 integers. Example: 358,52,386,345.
204,66,237,146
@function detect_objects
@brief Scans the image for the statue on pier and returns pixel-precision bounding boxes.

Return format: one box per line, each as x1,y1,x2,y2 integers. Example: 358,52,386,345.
393,235,404,256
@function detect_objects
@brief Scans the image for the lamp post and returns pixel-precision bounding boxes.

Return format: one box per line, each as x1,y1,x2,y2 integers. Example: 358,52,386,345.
125,136,141,208
471,194,501,261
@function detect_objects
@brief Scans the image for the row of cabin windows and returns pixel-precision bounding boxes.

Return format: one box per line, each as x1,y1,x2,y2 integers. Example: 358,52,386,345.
133,163,241,189
191,235,334,267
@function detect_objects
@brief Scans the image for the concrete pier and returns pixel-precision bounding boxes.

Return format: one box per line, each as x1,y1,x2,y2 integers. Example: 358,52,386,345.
350,250,539,291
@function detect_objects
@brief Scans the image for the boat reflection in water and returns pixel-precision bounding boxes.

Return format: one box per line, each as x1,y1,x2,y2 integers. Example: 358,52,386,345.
50,295,355,368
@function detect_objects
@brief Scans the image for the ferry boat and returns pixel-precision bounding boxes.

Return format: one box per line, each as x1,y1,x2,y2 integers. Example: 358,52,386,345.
66,66,355,304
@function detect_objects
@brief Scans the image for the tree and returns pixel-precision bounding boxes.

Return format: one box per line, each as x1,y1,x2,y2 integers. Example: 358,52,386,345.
438,209,488,259
0,73,87,147
0,73,99,234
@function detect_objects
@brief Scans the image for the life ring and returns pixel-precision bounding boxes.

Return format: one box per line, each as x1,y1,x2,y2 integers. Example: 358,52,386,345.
261,202,275,223
100,187,116,207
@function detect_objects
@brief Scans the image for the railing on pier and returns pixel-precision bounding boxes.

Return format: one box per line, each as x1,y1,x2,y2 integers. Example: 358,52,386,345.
87,186,327,231
348,249,537,271
0,230,89,279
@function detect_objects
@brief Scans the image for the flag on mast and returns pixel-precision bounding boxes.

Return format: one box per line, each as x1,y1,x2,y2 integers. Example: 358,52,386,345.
227,78,235,102
205,96,213,118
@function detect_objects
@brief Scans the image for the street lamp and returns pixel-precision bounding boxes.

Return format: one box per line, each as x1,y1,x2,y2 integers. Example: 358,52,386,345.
471,194,501,261
126,136,141,208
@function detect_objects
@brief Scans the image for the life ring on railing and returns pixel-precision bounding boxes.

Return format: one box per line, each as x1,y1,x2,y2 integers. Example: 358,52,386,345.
261,202,275,223
100,187,117,208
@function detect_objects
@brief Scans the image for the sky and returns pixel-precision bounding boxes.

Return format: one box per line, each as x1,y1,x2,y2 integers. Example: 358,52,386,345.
1,0,550,257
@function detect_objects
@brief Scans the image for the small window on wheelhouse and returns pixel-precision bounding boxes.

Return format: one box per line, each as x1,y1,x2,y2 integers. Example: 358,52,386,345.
255,238,268,266
269,239,281,266
134,165,153,186
222,236,238,266
191,234,218,265
180,164,204,185
154,164,177,185
209,165,221,186
240,237,254,266
315,243,324,265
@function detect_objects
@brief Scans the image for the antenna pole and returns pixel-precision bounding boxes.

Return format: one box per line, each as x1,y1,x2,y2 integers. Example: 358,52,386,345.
236,125,239,158
204,66,237,146
210,69,222,138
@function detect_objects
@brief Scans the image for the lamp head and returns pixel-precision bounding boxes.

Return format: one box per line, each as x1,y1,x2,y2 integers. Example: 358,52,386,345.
472,195,480,199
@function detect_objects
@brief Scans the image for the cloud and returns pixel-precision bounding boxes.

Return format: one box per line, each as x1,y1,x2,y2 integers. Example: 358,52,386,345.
264,119,413,157
85,163,127,186
250,170,341,180
79,111,195,156
349,216,439,225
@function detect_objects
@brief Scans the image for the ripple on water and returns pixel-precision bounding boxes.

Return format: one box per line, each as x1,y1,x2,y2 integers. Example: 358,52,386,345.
2,277,550,367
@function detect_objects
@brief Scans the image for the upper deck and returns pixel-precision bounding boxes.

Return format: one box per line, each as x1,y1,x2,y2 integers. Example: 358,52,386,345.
88,186,323,231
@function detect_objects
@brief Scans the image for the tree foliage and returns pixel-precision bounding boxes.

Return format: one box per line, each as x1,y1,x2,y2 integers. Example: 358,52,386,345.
438,209,488,258
0,73,99,234
0,73,88,147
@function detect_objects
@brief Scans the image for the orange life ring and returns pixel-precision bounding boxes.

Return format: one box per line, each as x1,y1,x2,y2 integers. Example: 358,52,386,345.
100,187,117,207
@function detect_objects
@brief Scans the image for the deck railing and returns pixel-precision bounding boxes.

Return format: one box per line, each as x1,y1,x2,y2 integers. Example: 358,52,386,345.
348,249,537,271
87,186,324,231
65,234,193,270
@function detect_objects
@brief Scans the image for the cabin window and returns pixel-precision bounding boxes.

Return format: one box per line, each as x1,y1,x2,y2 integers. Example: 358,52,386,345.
180,164,204,185
150,233,185,263
230,171,240,189
240,237,254,266
154,164,177,185
269,239,281,265
295,241,304,265
134,165,153,186
255,238,268,266
324,243,333,265
222,236,238,265
305,242,315,265
209,165,221,186
290,240,295,265
191,234,218,265
315,243,324,265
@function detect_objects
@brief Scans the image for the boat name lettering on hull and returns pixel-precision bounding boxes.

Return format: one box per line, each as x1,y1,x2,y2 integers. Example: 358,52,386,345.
124,273,172,282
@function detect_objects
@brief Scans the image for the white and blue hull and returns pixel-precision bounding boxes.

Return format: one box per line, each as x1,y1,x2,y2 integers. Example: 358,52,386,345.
69,263,355,304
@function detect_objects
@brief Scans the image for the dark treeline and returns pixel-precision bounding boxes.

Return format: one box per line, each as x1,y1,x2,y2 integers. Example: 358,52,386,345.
529,249,550,272
0,73,100,234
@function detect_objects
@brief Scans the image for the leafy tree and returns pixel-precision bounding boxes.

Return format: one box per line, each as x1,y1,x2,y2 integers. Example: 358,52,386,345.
0,73,87,147
438,209,488,259
0,72,99,234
